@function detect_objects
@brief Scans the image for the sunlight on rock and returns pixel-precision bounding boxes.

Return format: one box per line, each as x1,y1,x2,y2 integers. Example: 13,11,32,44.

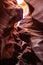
17,0,29,18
